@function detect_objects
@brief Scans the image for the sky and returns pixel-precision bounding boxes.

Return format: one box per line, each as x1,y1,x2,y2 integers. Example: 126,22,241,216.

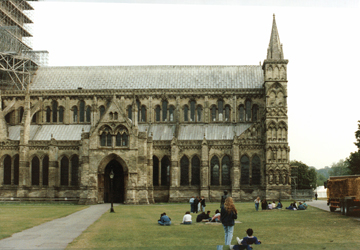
30,0,360,169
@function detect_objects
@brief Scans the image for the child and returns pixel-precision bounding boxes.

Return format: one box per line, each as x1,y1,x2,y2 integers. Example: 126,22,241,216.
233,228,261,250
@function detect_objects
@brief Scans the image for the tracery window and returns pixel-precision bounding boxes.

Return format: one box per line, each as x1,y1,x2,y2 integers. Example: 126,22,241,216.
155,106,160,122
161,156,170,186
180,156,189,186
191,156,200,185
60,156,69,186
31,156,40,186
19,107,24,123
73,106,78,123
222,156,231,185
71,155,79,186
52,101,58,123
79,101,85,122
42,155,49,186
190,101,196,122
211,156,220,186
184,105,189,122
252,155,261,185
241,155,250,185
115,127,129,146
100,127,112,146
3,155,11,185
153,156,159,186
252,105,259,122
245,100,252,122
239,105,245,122
162,100,168,121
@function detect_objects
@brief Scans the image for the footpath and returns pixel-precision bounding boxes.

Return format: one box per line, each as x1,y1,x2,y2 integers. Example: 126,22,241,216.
0,203,112,250
307,200,360,221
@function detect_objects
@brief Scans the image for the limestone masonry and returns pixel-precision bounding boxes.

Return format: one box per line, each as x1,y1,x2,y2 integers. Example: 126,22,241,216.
0,15,291,204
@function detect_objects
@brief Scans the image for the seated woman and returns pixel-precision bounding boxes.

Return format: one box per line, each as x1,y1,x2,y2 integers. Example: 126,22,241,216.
268,202,273,210
211,209,221,222
276,200,283,209
271,201,276,209
182,211,192,224
158,212,171,225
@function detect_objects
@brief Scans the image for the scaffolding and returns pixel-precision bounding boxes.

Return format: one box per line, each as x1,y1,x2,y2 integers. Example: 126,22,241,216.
0,0,48,90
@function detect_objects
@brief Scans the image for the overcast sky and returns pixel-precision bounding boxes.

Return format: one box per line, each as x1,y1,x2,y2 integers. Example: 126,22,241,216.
31,0,360,169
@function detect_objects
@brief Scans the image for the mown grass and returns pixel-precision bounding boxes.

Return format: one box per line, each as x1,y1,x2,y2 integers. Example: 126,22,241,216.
0,202,88,240
67,202,360,250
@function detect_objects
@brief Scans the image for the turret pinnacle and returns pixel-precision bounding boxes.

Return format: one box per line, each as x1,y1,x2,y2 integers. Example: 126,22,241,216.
267,14,284,60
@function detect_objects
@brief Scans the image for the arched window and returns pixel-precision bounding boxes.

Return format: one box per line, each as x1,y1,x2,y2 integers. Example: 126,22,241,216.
169,105,175,122
180,156,189,186
191,156,200,185
184,105,189,122
122,133,128,146
211,156,220,186
190,101,196,122
222,156,231,185
116,133,121,146
141,106,146,122
59,107,64,123
52,101,58,123
99,106,105,118
100,127,112,146
218,100,224,121
128,106,132,120
43,155,49,186
3,155,11,185
155,106,160,122
46,107,51,123
241,155,250,185
239,105,245,122
13,155,19,185
252,155,261,185
86,106,91,122
107,133,112,147
19,107,24,123
162,101,168,121
211,106,216,122
115,127,129,146
79,101,85,122
71,155,79,186
197,106,202,122
73,106,78,123
31,156,40,186
225,105,230,122
60,156,69,186
153,156,159,186
161,156,170,186
245,100,252,122
252,105,259,122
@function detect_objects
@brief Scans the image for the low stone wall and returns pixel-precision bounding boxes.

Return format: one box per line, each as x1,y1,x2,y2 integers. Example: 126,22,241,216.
291,189,314,201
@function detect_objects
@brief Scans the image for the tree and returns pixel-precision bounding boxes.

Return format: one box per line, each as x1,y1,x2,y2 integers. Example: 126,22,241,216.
316,172,327,187
347,120,360,174
328,159,350,176
290,161,317,189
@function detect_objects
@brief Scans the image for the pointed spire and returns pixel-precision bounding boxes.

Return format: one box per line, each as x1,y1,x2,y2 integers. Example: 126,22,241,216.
267,14,284,60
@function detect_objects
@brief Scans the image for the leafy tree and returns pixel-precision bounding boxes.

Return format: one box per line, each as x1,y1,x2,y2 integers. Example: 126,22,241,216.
328,159,350,176
290,161,317,189
316,172,327,187
346,120,360,174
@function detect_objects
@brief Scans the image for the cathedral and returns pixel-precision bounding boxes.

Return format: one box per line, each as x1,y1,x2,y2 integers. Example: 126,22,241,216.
0,15,290,204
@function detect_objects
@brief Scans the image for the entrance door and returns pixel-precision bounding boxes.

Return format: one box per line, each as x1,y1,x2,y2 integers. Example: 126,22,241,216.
104,160,125,203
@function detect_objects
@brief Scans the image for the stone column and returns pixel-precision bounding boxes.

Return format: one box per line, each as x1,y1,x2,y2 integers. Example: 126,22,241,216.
147,134,155,203
48,140,58,200
200,136,209,200
231,139,240,201
64,97,70,124
168,136,179,202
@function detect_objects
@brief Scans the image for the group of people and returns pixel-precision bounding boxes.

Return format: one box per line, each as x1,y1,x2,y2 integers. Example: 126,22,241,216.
286,201,308,210
189,196,206,213
254,197,283,211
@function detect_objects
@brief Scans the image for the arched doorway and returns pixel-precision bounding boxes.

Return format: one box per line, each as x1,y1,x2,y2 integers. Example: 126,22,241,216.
104,159,125,203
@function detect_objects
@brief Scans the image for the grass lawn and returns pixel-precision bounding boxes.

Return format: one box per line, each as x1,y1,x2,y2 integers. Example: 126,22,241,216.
67,202,360,250
0,202,88,240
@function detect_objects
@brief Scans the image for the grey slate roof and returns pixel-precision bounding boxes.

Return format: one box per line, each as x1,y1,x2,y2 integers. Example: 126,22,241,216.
8,125,91,141
138,124,252,141
30,65,264,90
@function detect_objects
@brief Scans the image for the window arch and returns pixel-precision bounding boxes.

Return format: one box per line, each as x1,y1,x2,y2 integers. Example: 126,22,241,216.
60,156,69,186
31,156,40,186
73,106,78,123
191,155,200,185
222,156,231,185
180,156,189,186
59,107,64,123
140,105,146,122
52,101,58,123
153,156,159,186
196,106,202,122
162,100,168,121
155,105,160,122
252,104,259,122
71,155,79,186
42,155,49,186
99,105,105,118
245,100,252,122
190,100,196,122
211,106,216,122
19,107,24,123
46,107,51,123
115,126,129,146
3,155,11,185
241,155,250,185
225,105,230,122
100,127,112,146
218,100,224,121
13,155,19,185
183,105,189,122
211,156,220,186
161,156,170,186
86,106,91,122
252,155,261,185
239,105,245,122
169,105,175,122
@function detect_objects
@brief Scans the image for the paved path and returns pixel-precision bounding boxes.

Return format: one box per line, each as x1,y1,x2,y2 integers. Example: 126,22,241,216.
0,203,113,250
307,200,360,221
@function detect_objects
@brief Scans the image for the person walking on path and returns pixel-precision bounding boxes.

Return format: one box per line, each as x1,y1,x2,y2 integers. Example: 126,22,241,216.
254,197,260,211
189,196,195,213
315,193,318,200
221,197,238,245
220,190,229,208
201,196,206,212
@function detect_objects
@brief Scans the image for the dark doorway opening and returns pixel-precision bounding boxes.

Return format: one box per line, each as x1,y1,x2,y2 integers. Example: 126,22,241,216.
104,160,125,203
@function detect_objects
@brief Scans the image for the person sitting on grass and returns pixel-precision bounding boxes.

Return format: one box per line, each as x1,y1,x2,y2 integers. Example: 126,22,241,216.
302,201,308,209
211,209,221,222
181,211,192,224
158,212,171,226
298,202,306,210
271,201,276,209
268,202,273,210
233,228,261,250
286,203,294,210
196,211,212,222
276,200,283,209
